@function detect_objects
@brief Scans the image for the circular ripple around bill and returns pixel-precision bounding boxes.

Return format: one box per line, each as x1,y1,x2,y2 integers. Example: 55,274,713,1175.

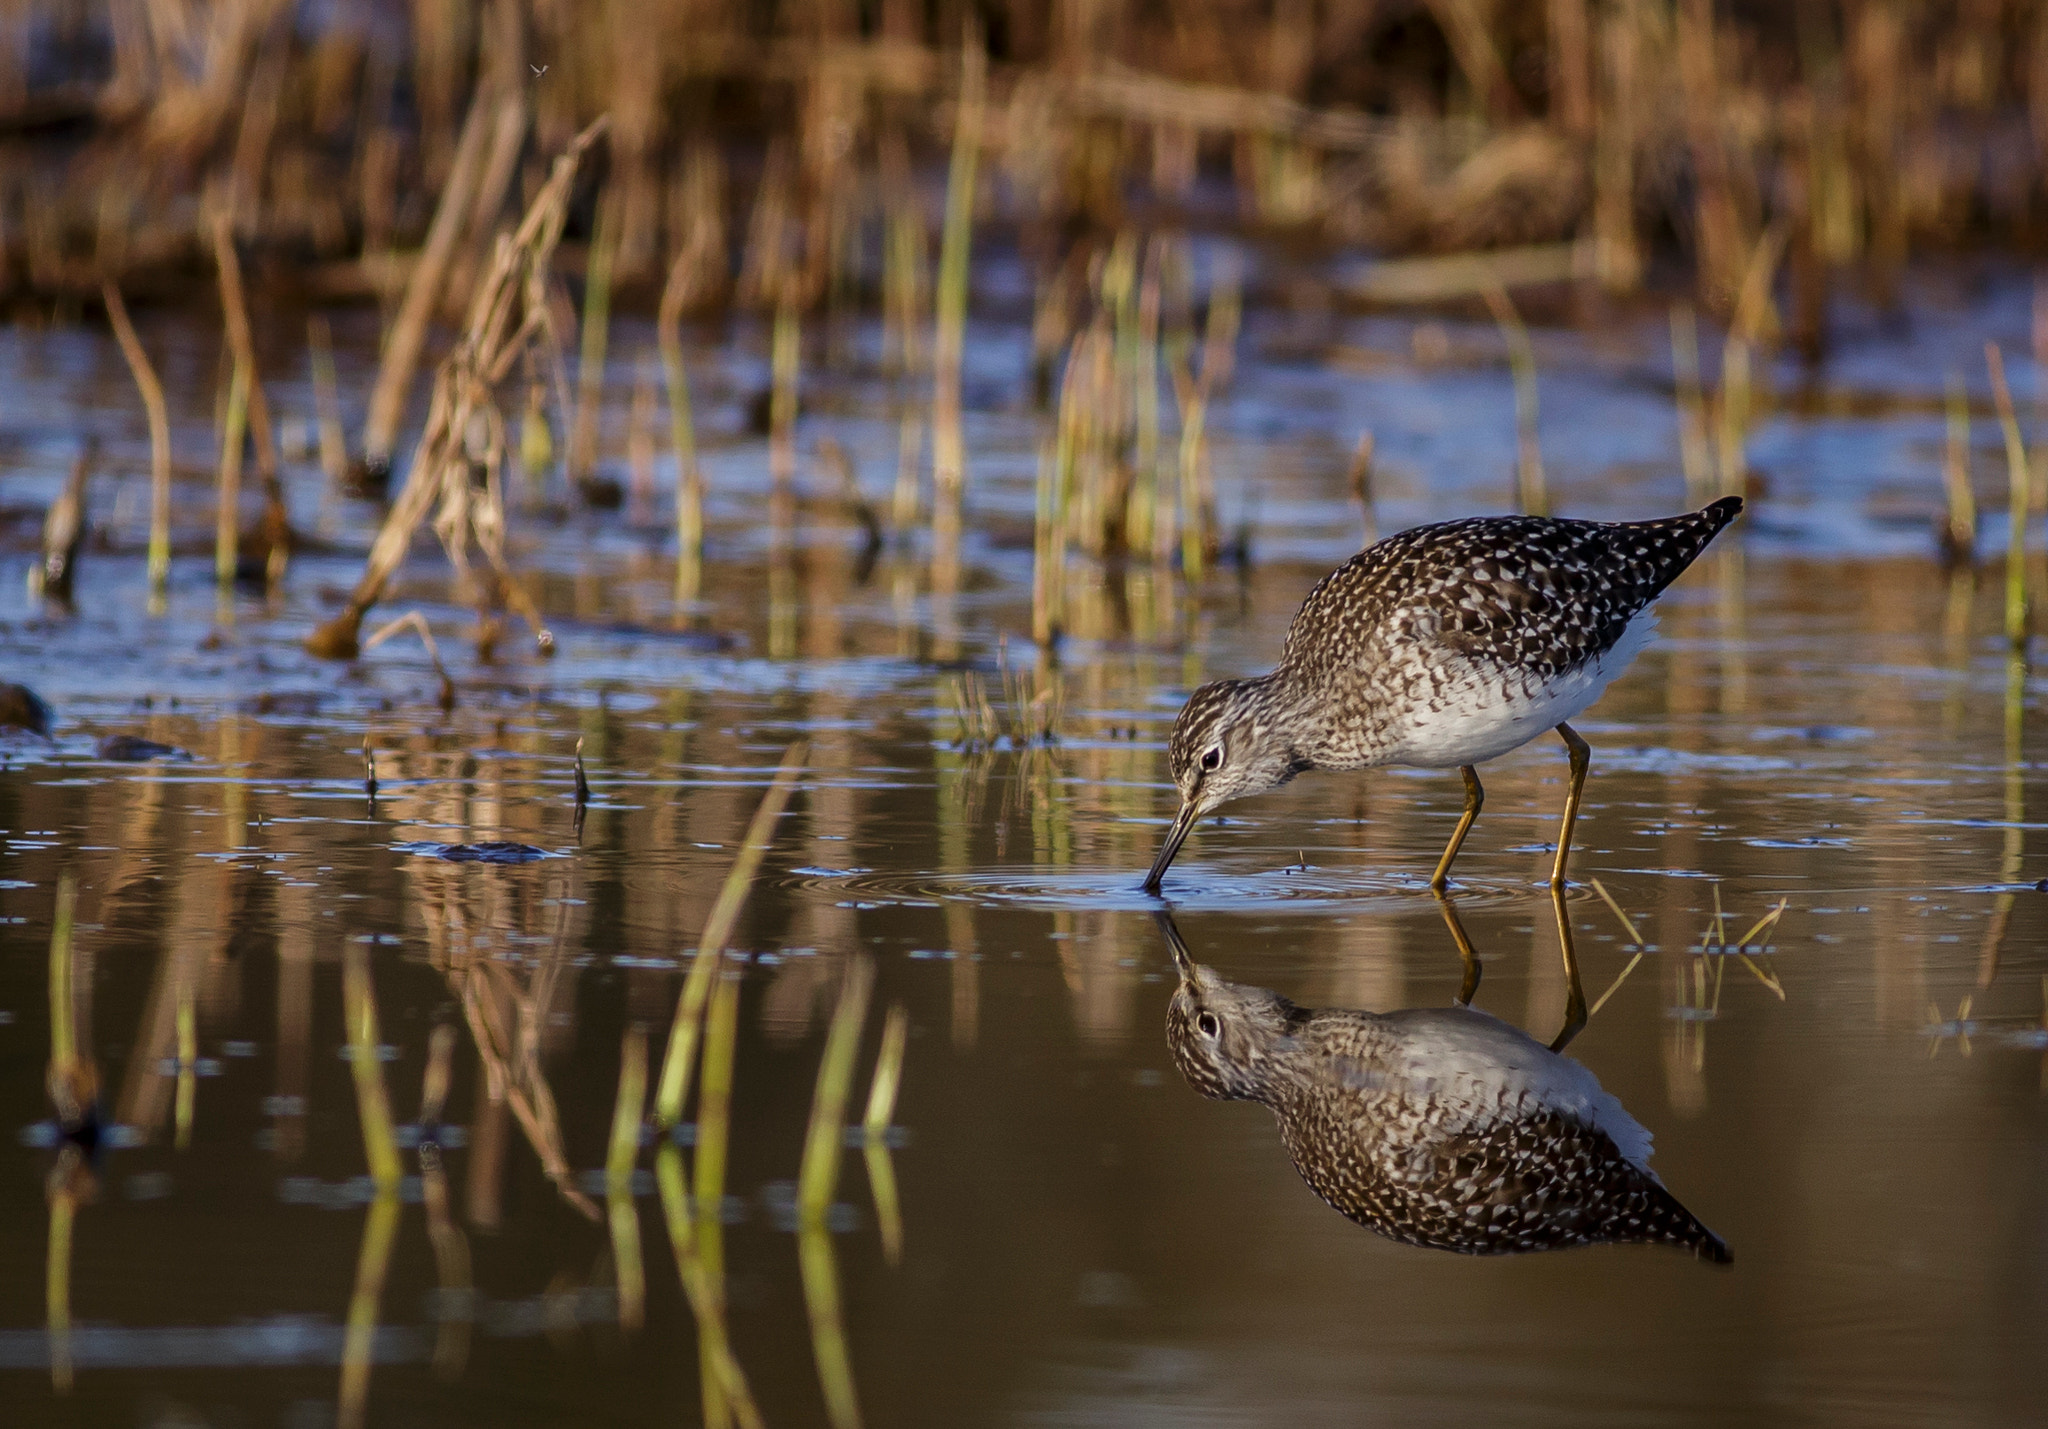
779,864,1537,913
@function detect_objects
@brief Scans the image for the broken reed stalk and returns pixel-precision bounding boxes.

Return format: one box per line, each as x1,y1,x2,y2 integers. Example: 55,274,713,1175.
210,209,286,583
363,610,457,710
799,955,875,1429
1988,343,2031,649
1347,430,1377,546
1942,373,1977,566
860,1001,909,1266
1480,276,1546,518
606,1023,647,1334
568,190,618,498
214,364,248,588
653,742,808,1128
102,283,172,597
33,442,94,604
657,250,705,607
308,315,349,489
1670,302,1716,505
929,23,987,597
306,117,607,661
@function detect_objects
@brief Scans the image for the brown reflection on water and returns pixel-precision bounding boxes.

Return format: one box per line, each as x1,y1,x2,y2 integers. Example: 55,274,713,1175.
4,550,2048,1423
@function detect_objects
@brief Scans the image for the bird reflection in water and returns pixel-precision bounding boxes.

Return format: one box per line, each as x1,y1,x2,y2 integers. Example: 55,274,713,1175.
1159,894,1731,1261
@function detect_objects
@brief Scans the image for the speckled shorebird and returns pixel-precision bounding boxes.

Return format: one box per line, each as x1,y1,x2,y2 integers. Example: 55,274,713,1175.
1144,498,1743,894
1159,916,1731,1260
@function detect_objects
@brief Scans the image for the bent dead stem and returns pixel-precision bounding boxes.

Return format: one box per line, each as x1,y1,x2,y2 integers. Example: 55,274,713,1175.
306,116,610,662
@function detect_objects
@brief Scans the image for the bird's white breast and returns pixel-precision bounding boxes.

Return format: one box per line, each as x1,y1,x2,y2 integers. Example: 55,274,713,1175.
1387,606,1658,769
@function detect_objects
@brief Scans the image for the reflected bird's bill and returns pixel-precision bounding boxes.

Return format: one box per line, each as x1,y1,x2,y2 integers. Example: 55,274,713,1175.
1143,802,1201,894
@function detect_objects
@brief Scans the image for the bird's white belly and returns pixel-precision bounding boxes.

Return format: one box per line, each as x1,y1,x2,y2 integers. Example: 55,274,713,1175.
1389,608,1657,770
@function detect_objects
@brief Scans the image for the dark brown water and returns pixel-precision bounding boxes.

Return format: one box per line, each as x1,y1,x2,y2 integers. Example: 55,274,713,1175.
4,264,2048,1426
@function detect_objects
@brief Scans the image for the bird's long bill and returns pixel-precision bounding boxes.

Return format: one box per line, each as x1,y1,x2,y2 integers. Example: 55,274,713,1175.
1152,910,1198,983
1143,801,1201,894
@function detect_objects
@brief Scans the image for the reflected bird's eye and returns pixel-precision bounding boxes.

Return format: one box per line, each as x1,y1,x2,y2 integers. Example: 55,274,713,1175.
1199,746,1222,772
1196,1011,1220,1038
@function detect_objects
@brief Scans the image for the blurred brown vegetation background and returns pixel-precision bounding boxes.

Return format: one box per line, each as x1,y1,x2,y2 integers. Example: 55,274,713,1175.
5,0,2048,324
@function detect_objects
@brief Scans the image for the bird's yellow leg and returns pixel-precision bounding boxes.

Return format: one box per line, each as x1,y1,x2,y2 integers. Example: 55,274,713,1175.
1434,891,1482,1006
1550,723,1590,892
1548,879,1588,1052
1428,765,1484,893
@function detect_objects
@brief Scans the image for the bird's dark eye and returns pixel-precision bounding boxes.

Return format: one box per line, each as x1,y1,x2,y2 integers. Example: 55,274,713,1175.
1196,1011,1220,1038
1199,746,1222,772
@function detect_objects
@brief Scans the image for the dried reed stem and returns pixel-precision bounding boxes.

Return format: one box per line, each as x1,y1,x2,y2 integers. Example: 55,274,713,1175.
211,209,286,582
1481,277,1546,517
360,42,507,475
1670,303,1715,506
1942,373,1977,566
102,282,171,596
1347,430,1377,546
568,190,618,497
309,315,348,488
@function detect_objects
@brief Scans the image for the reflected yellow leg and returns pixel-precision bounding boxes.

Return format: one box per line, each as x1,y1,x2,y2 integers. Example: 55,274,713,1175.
1547,880,1588,1053
1434,892,1482,1006
1550,724,1590,891
1428,765,1485,893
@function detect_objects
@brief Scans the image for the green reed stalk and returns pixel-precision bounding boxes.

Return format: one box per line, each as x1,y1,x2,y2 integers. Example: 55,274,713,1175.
1128,249,1163,558
215,363,249,587
343,943,403,1188
770,292,800,500
693,952,743,1428
654,744,808,1128
607,1023,647,1333
930,24,986,592
658,253,704,606
1989,343,2030,648
860,1001,909,1264
1179,385,1209,581
47,874,77,1083
798,956,874,1429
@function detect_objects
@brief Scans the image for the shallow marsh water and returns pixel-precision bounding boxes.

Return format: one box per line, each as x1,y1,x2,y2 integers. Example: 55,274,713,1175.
3,259,2048,1426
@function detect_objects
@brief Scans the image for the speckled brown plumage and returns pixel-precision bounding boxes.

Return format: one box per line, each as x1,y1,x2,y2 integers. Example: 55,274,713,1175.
1146,499,1742,891
1164,940,1731,1261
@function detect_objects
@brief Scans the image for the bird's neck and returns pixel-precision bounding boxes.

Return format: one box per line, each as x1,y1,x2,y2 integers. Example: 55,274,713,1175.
1248,667,1369,771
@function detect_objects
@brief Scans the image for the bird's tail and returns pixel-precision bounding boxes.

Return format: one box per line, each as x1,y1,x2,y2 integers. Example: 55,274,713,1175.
1643,1182,1734,1265
1619,496,1743,604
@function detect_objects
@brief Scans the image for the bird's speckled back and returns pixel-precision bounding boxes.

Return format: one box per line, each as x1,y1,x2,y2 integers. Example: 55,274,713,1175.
1279,499,1742,689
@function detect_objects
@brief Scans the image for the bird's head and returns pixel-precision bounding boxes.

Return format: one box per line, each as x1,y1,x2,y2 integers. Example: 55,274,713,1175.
1144,678,1306,892
1158,913,1303,1103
